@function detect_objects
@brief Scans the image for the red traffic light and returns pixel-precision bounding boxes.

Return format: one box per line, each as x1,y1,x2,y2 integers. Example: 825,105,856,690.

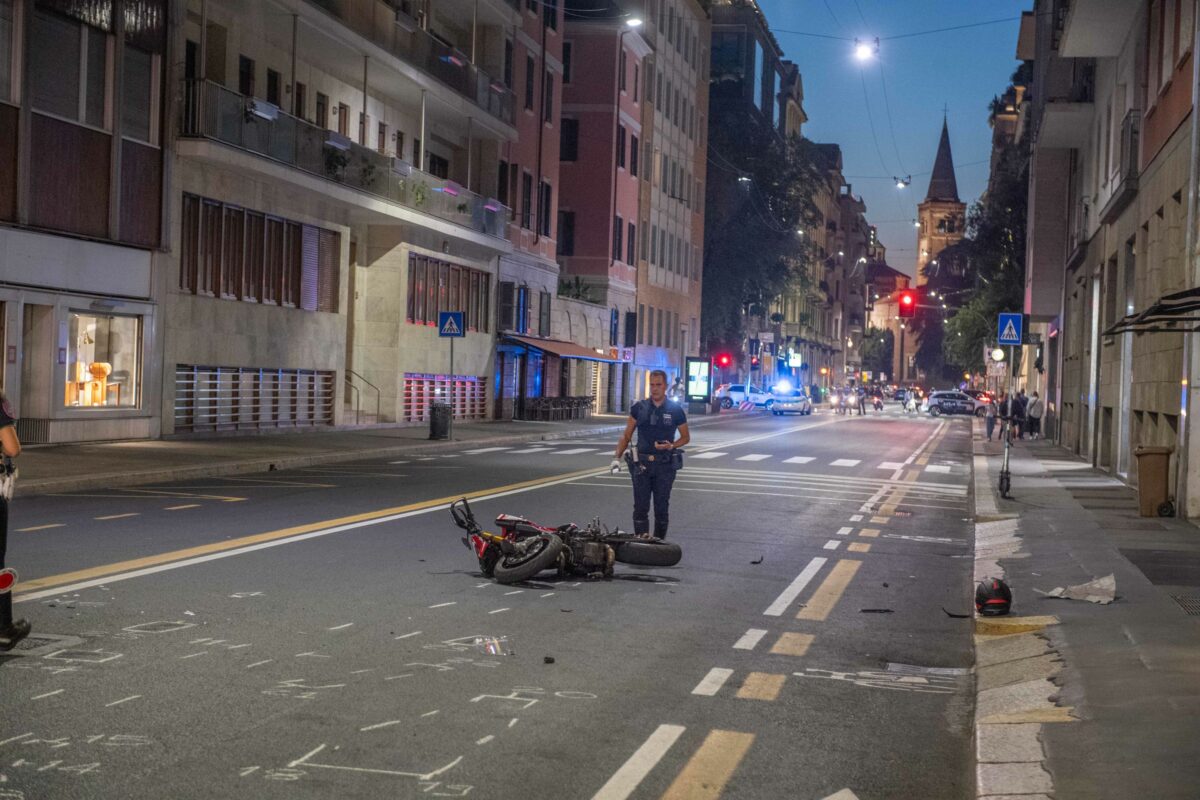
898,290,916,318
716,354,732,367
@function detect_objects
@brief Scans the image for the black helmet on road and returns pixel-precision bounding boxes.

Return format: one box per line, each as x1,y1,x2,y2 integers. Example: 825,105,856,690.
975,577,1012,616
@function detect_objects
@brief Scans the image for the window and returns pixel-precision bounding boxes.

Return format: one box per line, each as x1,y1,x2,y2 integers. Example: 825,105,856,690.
337,103,350,136
557,210,575,255
525,54,535,110
123,45,156,144
521,172,533,229
378,121,388,153
625,311,637,348
413,137,421,164
1161,0,1176,85
617,125,626,168
561,118,579,161
633,64,639,102
610,308,619,347
498,161,510,206
562,42,573,84
613,215,623,261
516,286,530,333
543,0,558,30
650,224,658,264
504,39,514,86
0,0,12,103
543,71,553,122
497,280,514,330
407,253,490,332
1183,1,1195,61
637,304,645,343
316,92,328,128
539,291,552,336
428,153,449,179
294,82,307,119
630,134,639,176
619,48,627,92
239,55,255,97
66,312,140,408
627,222,636,264
266,68,281,106
539,181,552,237
31,10,109,128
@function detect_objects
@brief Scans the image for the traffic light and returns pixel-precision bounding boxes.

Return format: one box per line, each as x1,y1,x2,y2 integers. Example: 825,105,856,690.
898,289,916,318
750,356,760,370
715,353,732,367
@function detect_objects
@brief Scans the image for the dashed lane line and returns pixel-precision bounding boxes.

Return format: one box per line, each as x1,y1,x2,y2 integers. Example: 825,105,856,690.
736,673,787,701
95,513,140,521
732,629,768,651
823,540,841,550
763,557,827,617
768,632,814,657
660,730,755,800
735,454,771,462
590,724,686,800
830,459,861,467
783,456,815,464
848,543,872,553
690,452,728,460
166,504,201,511
16,523,64,532
691,668,734,696
797,560,861,622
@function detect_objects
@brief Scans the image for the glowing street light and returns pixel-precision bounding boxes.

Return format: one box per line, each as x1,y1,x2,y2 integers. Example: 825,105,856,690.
625,17,643,28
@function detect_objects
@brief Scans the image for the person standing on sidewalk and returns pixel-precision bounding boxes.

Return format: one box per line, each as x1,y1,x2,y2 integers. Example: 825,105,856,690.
611,370,690,539
985,397,997,441
0,391,30,651
1026,392,1044,440
1013,390,1028,440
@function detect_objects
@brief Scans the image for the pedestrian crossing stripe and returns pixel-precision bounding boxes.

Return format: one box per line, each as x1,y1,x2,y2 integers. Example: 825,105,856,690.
1000,319,1018,342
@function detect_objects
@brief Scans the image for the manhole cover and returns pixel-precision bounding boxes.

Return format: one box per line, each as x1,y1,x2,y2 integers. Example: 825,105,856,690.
1,633,86,658
1172,595,1200,616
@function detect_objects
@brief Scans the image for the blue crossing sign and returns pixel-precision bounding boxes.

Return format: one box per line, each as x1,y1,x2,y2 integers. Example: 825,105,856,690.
438,311,465,338
997,313,1023,346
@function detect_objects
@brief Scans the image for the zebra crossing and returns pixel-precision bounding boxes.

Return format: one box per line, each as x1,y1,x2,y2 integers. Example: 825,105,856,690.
457,444,966,474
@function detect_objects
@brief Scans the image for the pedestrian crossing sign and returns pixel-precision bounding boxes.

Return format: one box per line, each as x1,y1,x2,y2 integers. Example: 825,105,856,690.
438,311,465,337
997,313,1023,346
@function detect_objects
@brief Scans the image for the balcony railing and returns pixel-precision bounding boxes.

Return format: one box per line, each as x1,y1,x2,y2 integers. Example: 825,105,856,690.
181,80,508,239
305,0,515,126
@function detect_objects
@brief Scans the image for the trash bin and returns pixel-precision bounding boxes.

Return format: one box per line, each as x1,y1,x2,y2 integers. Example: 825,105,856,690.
1134,444,1173,517
429,401,452,440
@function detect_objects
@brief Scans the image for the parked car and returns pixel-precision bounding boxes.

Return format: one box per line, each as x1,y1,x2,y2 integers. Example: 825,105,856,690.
962,389,994,415
767,390,813,416
715,383,772,408
921,390,979,417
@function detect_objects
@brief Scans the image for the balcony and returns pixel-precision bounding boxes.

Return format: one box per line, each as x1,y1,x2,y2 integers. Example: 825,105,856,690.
1099,109,1139,225
181,80,508,239
1059,0,1141,58
305,0,515,126
1037,59,1095,148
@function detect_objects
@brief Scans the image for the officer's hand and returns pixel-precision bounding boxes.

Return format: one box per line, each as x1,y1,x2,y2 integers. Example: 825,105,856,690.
654,440,672,450
610,459,622,474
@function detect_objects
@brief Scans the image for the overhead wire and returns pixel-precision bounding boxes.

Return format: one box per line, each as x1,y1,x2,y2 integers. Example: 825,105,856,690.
877,62,907,175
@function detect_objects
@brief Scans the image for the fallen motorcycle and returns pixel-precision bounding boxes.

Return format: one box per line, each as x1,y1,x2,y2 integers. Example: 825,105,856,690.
449,498,682,584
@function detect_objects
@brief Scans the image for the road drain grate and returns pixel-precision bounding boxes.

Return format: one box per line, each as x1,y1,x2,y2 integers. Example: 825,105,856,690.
1,632,86,658
1171,595,1200,616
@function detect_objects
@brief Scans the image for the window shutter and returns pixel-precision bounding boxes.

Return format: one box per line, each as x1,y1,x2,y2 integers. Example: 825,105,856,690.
498,281,515,331
624,311,637,348
317,229,340,312
300,226,319,311
539,291,551,336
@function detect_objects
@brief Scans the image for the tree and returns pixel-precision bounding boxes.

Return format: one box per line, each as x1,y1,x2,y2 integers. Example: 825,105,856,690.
703,120,826,350
860,326,894,378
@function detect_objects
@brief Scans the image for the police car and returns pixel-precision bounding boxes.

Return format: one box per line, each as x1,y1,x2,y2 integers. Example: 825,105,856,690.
920,390,978,417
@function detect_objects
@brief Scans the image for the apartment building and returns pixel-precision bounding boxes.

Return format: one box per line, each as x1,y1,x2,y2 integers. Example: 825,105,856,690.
1022,1,1198,510
557,2,650,412
173,0,516,432
0,0,168,443
632,0,708,397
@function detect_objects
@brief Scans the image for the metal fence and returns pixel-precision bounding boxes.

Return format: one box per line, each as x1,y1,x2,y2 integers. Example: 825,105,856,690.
174,365,335,433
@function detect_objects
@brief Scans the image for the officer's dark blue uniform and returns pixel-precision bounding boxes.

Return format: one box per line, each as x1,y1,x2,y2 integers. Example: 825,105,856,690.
629,398,686,539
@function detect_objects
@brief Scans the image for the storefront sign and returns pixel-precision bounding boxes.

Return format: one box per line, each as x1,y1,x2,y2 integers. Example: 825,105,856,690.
759,332,775,344
788,352,803,368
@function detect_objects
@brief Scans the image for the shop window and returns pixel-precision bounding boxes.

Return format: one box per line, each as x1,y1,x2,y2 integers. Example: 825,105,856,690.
66,312,140,409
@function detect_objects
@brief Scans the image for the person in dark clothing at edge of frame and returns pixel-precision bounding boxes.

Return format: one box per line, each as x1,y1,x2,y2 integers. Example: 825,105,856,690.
611,370,691,540
0,390,30,651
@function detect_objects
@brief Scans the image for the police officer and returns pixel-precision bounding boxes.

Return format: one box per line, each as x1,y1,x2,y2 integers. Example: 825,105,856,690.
611,370,691,539
0,390,29,651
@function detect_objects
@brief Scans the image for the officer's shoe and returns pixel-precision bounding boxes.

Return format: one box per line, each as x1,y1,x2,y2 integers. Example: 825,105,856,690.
636,531,654,540
0,618,31,652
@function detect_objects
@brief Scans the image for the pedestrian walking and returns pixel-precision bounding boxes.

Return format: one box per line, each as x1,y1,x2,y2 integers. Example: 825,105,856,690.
1027,392,1044,440
1014,390,1028,439
855,387,867,416
0,390,30,651
985,397,997,441
612,370,690,539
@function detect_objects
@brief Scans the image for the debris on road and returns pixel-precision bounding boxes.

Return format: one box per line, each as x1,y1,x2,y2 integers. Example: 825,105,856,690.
1038,574,1116,604
750,556,763,564
473,636,512,656
860,608,894,613
942,607,971,618
543,656,555,664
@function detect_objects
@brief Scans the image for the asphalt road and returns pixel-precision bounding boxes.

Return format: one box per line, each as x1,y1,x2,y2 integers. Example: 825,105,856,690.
1,407,977,800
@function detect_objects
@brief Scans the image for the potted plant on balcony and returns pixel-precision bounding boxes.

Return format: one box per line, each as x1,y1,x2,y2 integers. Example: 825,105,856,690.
324,147,350,179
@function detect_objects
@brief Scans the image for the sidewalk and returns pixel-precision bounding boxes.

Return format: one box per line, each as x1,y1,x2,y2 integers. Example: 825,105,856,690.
10,411,745,498
970,421,1200,799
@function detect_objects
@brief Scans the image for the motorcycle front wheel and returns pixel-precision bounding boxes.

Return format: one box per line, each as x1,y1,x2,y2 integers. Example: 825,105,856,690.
492,534,564,584
613,539,682,567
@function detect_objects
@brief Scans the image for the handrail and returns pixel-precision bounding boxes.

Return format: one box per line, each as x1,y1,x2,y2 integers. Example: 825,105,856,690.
346,368,381,423
343,378,362,425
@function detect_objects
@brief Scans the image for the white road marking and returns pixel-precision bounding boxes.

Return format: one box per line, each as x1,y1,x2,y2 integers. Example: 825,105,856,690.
691,451,728,460
31,689,65,700
388,460,410,464
105,695,141,707
476,735,495,745
476,583,491,588
394,631,422,639
691,667,735,696
824,540,841,550
763,557,828,616
540,592,555,598
830,459,861,467
836,527,853,536
554,448,596,455
736,454,771,461
732,629,768,651
510,447,553,454
504,590,524,596
95,513,139,521
878,462,905,470
590,724,687,800
488,608,510,615
463,447,511,454
848,514,863,521
421,710,440,717
428,602,456,609
180,652,208,659
0,733,33,746
246,660,273,669
327,623,354,631
508,718,519,728
360,720,403,732
784,456,815,464
925,465,952,473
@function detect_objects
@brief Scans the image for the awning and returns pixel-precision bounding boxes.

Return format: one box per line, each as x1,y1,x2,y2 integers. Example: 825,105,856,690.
504,334,620,362
1104,286,1200,335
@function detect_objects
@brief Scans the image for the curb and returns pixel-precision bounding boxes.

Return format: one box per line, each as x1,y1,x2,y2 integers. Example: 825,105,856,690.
14,410,757,498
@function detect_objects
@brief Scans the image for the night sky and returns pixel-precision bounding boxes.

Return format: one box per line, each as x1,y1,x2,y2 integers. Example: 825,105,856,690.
754,0,1031,276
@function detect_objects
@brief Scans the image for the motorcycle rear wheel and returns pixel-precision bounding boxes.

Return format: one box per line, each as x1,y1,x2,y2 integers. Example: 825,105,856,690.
613,539,682,567
493,535,563,584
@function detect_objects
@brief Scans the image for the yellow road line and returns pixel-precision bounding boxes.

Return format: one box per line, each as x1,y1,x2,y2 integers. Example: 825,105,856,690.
870,515,890,524
17,523,65,532
14,465,604,597
859,527,880,538
95,513,139,521
797,560,861,621
768,632,814,657
165,504,201,511
661,730,755,800
848,543,871,553
735,672,786,701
